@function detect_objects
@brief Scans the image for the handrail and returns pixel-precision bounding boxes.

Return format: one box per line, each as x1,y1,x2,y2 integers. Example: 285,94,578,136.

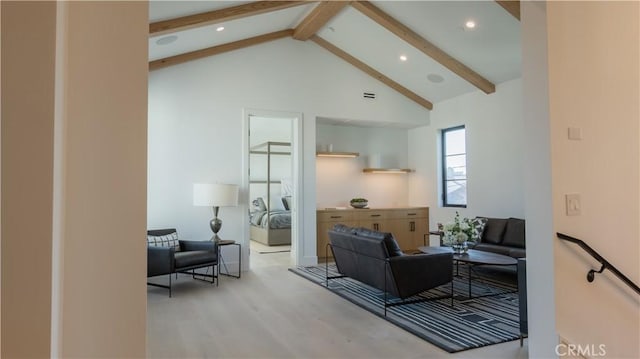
557,232,640,295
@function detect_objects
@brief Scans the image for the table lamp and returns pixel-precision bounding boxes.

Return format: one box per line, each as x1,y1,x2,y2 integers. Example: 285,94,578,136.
193,183,239,242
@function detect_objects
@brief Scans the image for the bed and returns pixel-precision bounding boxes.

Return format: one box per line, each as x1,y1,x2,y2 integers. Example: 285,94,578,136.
249,208,291,246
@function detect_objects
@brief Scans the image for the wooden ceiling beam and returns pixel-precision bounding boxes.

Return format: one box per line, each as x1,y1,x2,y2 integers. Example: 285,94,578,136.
351,1,495,94
310,35,433,110
495,1,521,21
293,1,350,41
149,29,294,71
150,1,309,36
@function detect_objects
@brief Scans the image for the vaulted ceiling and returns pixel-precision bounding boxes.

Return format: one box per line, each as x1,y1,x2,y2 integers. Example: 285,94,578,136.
148,1,521,110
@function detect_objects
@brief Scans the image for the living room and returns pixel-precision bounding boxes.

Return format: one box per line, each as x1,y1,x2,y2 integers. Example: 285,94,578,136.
146,16,526,353
147,20,524,270
2,1,638,358
138,1,640,357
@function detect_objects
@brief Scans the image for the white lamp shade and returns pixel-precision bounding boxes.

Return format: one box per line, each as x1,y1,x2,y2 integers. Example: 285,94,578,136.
193,183,239,207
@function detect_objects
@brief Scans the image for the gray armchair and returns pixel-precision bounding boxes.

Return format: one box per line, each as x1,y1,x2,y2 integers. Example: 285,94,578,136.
147,228,218,297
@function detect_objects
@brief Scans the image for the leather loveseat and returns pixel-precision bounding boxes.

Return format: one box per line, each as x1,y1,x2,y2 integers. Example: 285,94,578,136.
472,217,526,258
327,224,453,314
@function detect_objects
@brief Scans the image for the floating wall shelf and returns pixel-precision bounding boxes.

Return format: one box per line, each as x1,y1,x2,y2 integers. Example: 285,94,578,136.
316,151,360,158
362,168,414,174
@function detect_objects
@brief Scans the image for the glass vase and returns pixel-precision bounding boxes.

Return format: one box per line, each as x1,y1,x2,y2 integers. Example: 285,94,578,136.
451,242,469,255
462,241,469,254
452,243,463,254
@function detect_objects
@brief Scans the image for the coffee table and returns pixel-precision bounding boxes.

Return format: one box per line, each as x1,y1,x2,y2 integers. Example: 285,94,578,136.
418,247,517,299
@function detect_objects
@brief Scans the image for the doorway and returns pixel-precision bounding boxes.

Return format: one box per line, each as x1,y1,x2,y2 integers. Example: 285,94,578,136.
243,109,302,270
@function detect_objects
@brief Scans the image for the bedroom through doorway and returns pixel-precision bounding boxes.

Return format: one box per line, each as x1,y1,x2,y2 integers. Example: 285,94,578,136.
247,114,295,270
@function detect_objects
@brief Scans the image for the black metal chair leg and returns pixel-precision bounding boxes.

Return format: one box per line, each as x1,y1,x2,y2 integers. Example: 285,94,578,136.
169,273,172,298
326,244,330,287
384,260,388,316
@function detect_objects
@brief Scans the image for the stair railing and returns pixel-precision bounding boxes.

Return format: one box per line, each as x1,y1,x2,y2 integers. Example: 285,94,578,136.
557,232,639,295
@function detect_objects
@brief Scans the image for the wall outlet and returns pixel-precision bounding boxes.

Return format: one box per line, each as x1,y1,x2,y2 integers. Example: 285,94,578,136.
565,193,581,216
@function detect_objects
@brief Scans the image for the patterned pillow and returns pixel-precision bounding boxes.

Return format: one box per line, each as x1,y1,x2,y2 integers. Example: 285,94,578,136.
281,196,292,210
252,197,267,212
470,217,488,242
147,232,180,252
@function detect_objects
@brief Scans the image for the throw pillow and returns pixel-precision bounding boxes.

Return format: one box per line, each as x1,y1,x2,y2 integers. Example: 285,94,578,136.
147,232,180,252
502,218,526,248
281,196,292,210
252,197,267,212
470,217,488,242
481,218,508,244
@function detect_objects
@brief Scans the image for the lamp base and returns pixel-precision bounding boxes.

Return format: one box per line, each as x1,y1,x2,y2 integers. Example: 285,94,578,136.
210,206,222,243
210,234,221,243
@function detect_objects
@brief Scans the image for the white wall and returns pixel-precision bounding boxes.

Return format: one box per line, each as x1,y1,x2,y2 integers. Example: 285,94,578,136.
408,78,524,241
521,1,557,357
316,124,410,208
148,38,429,265
547,2,639,357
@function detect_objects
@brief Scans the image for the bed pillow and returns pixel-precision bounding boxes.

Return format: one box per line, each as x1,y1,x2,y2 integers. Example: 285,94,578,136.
252,197,267,212
281,196,292,210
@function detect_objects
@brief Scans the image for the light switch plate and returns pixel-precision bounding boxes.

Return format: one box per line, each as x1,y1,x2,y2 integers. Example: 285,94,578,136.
568,127,582,140
565,193,581,216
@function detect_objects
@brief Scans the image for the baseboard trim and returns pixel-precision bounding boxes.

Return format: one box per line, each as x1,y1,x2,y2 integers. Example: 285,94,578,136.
298,255,317,267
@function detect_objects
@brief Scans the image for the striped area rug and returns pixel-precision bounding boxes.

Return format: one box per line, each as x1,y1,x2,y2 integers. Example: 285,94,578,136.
289,264,521,353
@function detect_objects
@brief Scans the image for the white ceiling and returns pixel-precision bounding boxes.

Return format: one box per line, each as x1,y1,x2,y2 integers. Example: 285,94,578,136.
149,1,521,106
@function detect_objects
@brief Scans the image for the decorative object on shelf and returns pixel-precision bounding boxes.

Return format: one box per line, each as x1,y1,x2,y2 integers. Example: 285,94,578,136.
362,168,414,174
193,183,239,243
350,198,368,209
316,151,359,158
442,211,475,254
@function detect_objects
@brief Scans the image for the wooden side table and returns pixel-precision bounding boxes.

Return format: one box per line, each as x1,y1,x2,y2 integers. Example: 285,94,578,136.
217,240,241,278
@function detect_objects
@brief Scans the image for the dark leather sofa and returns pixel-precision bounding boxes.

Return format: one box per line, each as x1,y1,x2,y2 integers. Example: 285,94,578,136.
327,224,453,314
147,228,218,297
473,217,526,258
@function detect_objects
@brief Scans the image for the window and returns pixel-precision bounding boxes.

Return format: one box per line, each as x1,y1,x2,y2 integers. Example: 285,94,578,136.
441,125,467,207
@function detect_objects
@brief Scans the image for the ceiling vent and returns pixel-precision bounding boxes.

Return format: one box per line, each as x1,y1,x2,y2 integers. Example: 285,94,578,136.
363,92,376,99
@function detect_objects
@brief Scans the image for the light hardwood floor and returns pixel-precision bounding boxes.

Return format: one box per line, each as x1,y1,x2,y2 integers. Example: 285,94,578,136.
147,249,529,358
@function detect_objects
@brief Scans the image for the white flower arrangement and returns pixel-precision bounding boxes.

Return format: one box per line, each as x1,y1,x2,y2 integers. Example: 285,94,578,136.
442,211,475,246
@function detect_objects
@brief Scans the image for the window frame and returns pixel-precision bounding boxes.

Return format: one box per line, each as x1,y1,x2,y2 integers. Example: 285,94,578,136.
441,125,467,208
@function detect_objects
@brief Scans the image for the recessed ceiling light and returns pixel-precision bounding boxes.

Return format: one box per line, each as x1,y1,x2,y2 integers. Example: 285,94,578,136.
155,35,178,46
465,20,476,29
399,55,408,62
216,26,225,32
427,73,445,83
